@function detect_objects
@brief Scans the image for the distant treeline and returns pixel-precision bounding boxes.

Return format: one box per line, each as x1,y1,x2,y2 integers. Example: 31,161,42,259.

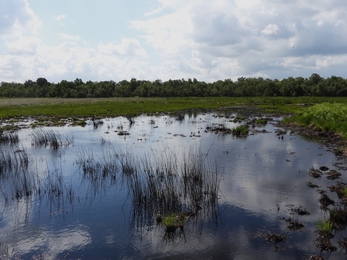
1,73,347,98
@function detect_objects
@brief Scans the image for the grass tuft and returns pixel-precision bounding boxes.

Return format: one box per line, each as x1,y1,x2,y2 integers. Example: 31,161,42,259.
316,220,333,232
232,125,249,136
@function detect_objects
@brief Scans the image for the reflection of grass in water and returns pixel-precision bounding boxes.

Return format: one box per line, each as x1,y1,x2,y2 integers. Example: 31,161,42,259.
31,128,73,149
75,145,221,229
0,243,14,259
0,146,75,211
0,147,33,202
1,143,220,241
329,207,347,230
127,147,221,230
0,148,28,175
0,130,19,144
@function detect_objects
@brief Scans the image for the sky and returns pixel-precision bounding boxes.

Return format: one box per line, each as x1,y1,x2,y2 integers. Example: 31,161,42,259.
1,0,347,83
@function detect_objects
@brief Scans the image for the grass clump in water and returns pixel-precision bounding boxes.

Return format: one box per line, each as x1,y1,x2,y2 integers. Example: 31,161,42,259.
161,213,186,232
255,118,268,125
231,125,249,136
316,220,333,232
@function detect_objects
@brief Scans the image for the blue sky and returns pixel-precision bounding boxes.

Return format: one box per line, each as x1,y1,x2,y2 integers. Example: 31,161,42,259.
1,0,347,83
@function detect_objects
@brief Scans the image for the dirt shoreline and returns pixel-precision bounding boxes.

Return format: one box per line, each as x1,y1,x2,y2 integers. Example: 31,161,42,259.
279,121,347,158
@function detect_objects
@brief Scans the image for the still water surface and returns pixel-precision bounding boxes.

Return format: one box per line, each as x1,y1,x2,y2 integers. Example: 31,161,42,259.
1,110,346,259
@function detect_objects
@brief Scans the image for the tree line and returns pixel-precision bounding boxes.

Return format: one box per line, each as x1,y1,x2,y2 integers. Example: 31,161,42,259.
1,73,347,98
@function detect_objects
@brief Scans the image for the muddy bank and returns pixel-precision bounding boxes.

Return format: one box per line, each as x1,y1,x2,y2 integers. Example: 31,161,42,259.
278,121,347,158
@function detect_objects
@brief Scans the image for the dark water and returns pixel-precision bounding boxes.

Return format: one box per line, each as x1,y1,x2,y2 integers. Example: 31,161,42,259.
1,110,346,259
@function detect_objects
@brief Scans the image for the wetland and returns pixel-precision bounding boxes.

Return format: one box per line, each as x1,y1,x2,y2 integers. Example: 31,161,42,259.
1,104,347,259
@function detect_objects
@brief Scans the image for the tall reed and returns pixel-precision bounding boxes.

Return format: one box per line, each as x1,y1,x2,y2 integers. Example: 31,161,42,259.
0,147,33,200
74,145,221,229
0,130,19,144
31,128,73,149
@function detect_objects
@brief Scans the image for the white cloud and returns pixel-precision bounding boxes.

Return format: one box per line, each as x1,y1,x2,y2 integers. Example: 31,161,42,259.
60,33,81,41
261,24,279,35
0,37,151,82
132,8,193,56
0,0,41,38
1,0,347,83
131,0,347,81
97,38,148,58
54,14,67,21
144,7,163,17
6,36,42,54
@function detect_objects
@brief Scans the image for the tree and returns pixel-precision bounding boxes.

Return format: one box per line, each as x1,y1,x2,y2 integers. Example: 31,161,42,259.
36,77,48,87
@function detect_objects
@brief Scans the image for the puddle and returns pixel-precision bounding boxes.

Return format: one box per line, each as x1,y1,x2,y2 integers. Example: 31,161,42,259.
1,110,347,259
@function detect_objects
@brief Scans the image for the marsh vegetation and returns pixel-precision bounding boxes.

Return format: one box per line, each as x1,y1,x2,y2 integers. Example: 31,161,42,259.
1,107,347,259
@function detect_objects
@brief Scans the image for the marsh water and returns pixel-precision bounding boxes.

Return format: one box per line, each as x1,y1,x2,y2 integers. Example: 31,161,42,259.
1,109,347,259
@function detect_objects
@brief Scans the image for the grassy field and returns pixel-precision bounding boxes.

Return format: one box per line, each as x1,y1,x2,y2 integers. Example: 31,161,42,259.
2,96,346,118
1,96,347,137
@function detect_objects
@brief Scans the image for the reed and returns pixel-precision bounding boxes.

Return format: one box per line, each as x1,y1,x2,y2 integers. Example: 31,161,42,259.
0,130,19,144
0,147,33,200
129,147,221,229
126,116,135,127
76,149,119,180
73,145,221,229
0,147,29,176
31,128,73,149
92,119,104,129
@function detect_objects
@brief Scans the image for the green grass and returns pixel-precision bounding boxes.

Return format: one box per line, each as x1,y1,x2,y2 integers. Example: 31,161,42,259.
0,97,247,118
0,96,339,119
2,97,347,137
316,220,333,232
162,213,186,229
256,118,268,124
285,102,347,138
232,125,249,136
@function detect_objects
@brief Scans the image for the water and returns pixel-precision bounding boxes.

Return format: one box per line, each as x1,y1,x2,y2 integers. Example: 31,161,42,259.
1,110,346,259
